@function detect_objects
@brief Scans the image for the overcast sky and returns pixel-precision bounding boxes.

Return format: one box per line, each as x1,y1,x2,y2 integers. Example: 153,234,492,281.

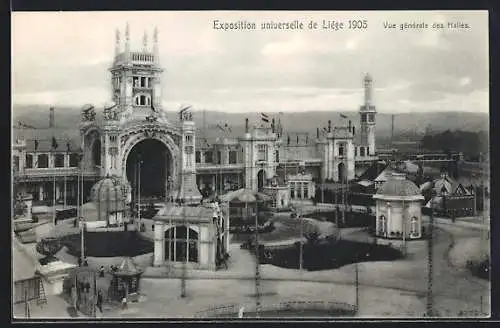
12,11,489,114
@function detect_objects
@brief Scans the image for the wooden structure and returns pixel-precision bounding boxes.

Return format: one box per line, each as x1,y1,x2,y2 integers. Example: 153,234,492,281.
110,257,143,302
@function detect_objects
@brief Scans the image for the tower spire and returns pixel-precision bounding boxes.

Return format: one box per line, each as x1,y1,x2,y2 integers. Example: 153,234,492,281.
364,72,373,106
125,22,130,56
143,30,148,51
115,28,121,56
153,27,159,63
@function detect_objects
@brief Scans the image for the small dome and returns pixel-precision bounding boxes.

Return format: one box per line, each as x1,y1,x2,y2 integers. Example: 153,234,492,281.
90,176,128,214
376,173,421,197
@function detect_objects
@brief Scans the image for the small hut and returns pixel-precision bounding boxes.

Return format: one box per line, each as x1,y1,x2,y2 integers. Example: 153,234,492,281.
110,257,143,302
219,188,273,228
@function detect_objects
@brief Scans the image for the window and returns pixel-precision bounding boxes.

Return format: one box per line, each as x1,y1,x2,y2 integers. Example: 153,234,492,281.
361,114,367,123
195,151,201,163
368,113,375,123
257,144,267,161
26,154,33,168
165,226,199,263
290,182,295,199
134,94,150,106
110,136,117,142
205,151,213,164
303,183,309,199
229,151,237,164
360,147,365,157
141,77,146,88
69,153,79,167
54,154,65,168
378,215,387,236
217,151,222,165
410,217,419,236
367,147,370,155
338,143,345,157
275,150,279,163
133,77,139,88
38,154,48,168
297,182,303,199
354,147,358,157
185,135,192,143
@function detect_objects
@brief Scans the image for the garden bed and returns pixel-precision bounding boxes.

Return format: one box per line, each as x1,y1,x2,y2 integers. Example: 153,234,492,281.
259,239,403,271
59,231,153,258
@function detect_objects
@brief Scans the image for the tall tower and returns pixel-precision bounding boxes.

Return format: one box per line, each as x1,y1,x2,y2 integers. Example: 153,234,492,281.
359,73,377,156
240,119,279,192
109,24,164,118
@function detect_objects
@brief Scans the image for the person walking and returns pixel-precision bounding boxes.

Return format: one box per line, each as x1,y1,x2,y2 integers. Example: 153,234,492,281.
96,290,103,313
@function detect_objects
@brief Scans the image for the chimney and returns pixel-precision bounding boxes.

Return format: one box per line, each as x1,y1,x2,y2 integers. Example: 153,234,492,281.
49,107,54,128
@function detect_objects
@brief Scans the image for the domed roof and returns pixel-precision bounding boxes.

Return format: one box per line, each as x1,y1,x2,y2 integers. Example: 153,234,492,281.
376,173,421,197
90,176,128,210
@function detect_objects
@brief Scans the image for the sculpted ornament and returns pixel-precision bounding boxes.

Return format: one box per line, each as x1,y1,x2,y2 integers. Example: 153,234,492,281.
81,104,96,122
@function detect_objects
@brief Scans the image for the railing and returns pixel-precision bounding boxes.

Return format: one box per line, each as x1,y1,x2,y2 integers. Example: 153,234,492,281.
196,163,245,171
194,300,358,318
15,167,100,178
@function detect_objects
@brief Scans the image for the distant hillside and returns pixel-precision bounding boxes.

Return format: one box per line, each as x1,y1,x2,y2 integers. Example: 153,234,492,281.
13,104,489,137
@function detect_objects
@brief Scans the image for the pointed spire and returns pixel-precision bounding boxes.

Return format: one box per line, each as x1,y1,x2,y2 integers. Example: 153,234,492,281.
143,30,148,51
153,27,159,63
124,23,130,62
115,28,121,55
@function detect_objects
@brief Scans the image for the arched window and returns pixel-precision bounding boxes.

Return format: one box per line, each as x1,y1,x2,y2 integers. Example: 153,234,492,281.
410,216,419,236
69,153,79,167
378,215,387,236
165,226,199,263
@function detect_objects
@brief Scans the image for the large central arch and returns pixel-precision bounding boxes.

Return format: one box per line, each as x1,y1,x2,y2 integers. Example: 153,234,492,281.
126,139,171,200
121,129,180,202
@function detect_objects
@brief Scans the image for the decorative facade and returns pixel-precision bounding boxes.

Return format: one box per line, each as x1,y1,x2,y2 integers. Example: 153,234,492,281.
13,25,380,209
152,203,229,271
373,173,424,240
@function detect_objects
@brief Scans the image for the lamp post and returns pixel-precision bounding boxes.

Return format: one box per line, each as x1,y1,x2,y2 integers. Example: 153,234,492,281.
426,197,436,317
254,199,261,318
299,208,303,272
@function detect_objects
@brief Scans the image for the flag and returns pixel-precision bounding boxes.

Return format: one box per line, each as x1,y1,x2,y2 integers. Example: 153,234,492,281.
224,123,232,132
216,124,226,132
260,113,269,123
34,139,39,151
52,137,58,150
340,113,348,119
323,127,328,133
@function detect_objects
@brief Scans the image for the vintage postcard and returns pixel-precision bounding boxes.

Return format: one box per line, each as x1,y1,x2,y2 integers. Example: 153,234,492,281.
12,10,490,320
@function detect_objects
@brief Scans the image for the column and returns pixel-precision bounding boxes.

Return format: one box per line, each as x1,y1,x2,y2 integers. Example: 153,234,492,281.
153,221,165,267
63,178,67,207
212,175,216,192
56,183,61,200
39,184,44,201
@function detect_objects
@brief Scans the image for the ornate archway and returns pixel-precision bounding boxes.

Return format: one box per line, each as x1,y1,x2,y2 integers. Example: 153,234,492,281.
120,128,180,201
257,169,266,192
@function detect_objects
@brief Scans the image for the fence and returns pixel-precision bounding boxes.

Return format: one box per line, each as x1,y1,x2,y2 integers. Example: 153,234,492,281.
13,276,43,305
194,300,358,318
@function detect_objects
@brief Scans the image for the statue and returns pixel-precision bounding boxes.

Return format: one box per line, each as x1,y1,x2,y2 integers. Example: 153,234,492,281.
104,105,118,121
179,105,192,121
81,105,96,122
